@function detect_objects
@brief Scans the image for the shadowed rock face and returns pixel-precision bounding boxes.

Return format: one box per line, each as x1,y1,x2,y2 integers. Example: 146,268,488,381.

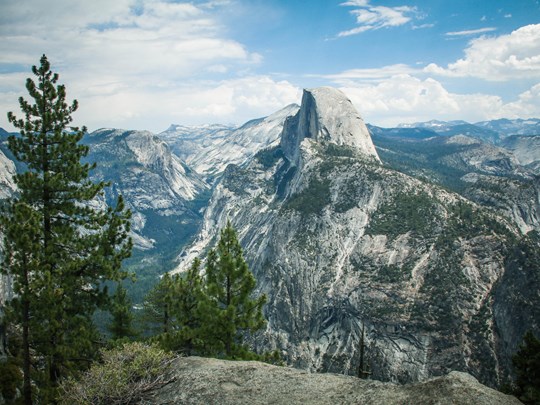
144,356,521,405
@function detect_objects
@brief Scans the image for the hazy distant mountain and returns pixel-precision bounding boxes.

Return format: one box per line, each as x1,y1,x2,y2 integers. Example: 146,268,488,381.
368,124,440,140
476,118,540,136
392,118,540,144
159,104,299,181
396,120,500,143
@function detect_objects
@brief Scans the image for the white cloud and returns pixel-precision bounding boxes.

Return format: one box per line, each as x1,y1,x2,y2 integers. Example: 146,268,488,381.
499,83,540,118
0,0,270,132
426,24,540,81
338,0,419,37
336,75,540,126
445,27,497,37
2,74,301,132
311,64,418,81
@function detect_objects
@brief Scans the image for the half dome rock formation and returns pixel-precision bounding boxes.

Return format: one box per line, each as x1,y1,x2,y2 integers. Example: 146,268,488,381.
174,86,540,387
280,87,379,165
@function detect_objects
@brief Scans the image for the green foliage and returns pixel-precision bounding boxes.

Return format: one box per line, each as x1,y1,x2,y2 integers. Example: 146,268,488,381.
436,201,514,248
59,342,175,405
140,273,176,336
108,283,137,341
366,191,438,240
155,259,207,354
0,54,132,402
375,264,405,283
140,224,267,360
203,221,267,358
512,331,540,404
0,358,23,402
255,146,283,169
372,135,471,192
323,143,358,158
285,176,331,215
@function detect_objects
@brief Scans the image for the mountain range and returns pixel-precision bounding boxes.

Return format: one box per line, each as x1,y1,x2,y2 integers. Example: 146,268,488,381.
0,88,539,389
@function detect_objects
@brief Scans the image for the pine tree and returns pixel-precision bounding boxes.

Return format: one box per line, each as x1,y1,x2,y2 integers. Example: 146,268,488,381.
0,55,132,403
203,221,266,358
140,273,175,336
162,258,206,354
108,283,136,341
513,330,540,404
141,260,206,355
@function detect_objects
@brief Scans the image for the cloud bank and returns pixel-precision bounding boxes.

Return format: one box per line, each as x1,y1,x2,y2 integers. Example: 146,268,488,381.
338,0,419,37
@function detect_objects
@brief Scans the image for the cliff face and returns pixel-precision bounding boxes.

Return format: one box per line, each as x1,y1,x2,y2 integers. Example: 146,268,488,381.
144,356,521,405
281,88,379,166
176,87,540,387
159,104,299,181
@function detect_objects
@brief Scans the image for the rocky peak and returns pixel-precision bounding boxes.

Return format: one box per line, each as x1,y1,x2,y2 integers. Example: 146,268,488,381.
281,87,380,165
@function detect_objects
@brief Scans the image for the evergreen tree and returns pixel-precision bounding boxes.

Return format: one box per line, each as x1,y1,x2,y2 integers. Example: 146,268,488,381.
108,283,136,341
140,273,175,336
203,221,266,358
160,258,206,354
141,260,206,355
0,55,132,403
513,330,540,404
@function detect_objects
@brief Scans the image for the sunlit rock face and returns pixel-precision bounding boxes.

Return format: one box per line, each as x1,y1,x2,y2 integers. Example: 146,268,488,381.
177,87,540,388
281,87,379,166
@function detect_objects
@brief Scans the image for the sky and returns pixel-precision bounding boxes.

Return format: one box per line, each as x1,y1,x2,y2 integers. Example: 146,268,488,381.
1,0,540,133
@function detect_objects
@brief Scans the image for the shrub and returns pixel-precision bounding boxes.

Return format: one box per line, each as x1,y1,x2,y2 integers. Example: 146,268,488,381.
59,342,176,405
0,358,22,402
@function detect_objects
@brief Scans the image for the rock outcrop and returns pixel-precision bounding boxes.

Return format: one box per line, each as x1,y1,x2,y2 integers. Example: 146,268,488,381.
160,104,299,181
145,356,521,405
281,87,379,166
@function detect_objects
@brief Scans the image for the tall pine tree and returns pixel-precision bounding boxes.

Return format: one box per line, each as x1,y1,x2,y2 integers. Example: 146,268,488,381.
204,221,266,358
161,258,206,354
141,260,206,355
108,283,136,341
140,273,176,336
0,55,132,403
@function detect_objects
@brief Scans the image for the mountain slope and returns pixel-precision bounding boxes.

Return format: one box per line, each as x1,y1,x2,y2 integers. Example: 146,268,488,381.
502,135,540,172
176,87,540,388
159,104,299,181
84,128,209,252
371,132,540,234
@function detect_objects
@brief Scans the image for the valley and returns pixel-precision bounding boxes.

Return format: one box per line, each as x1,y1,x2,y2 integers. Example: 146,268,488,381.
1,87,539,389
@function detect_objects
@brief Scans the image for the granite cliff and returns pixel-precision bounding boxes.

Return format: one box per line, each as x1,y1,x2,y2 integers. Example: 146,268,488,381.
176,87,540,387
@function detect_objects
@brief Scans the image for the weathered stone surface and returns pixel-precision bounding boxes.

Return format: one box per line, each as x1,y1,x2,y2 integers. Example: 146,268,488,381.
280,87,379,166
144,356,521,405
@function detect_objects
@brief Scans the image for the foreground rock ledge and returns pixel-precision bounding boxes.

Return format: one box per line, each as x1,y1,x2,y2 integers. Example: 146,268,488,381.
144,356,521,405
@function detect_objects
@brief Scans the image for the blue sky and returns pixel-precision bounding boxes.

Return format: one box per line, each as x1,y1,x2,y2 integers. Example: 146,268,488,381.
1,0,540,132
